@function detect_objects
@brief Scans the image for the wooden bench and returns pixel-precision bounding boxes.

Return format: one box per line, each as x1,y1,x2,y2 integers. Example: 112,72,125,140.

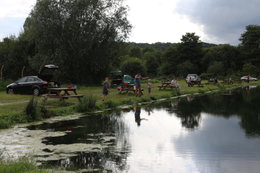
44,88,83,101
158,82,178,90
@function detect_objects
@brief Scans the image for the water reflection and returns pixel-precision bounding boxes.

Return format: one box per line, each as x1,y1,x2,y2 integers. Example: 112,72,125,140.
22,87,260,172
134,106,148,126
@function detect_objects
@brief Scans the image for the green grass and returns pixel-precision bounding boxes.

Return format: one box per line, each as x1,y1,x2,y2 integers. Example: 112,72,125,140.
0,159,48,173
0,80,259,129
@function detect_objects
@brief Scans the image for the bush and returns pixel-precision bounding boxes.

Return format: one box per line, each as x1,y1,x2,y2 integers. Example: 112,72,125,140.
24,97,41,121
76,95,97,112
121,58,146,77
0,80,12,91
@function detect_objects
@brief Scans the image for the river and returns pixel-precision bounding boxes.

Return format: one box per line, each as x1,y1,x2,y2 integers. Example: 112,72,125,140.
1,86,260,173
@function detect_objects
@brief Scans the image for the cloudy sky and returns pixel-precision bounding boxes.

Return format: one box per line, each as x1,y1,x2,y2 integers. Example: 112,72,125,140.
0,0,259,45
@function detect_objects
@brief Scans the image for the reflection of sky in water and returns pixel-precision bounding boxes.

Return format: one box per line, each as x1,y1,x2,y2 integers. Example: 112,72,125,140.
121,110,260,173
2,90,260,173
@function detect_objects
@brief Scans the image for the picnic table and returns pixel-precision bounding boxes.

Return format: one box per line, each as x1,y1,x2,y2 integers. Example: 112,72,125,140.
44,88,83,101
118,84,143,96
188,81,204,87
158,82,176,90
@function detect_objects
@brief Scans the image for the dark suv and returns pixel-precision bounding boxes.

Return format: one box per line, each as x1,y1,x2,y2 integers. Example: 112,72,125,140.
6,64,59,96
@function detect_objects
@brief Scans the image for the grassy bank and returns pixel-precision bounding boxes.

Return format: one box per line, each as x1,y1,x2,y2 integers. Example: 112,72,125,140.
0,80,259,129
0,159,48,173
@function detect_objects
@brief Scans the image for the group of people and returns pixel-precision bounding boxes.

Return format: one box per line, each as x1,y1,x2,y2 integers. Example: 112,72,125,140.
102,75,181,101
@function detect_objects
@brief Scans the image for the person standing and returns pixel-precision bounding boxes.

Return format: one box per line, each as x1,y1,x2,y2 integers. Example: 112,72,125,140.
102,77,110,101
134,73,142,96
147,79,152,94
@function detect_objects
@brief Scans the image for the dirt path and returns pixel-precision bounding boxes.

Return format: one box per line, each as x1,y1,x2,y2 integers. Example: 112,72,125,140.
0,101,28,106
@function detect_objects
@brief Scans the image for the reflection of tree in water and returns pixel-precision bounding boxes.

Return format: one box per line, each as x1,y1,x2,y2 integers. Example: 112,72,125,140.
174,97,202,129
35,111,131,172
151,87,260,136
200,88,260,136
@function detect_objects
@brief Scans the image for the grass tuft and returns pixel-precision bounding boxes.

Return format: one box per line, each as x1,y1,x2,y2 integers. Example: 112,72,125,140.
76,95,97,112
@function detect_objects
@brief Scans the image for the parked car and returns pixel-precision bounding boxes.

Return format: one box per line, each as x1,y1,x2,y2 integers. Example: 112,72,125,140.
240,76,258,81
186,74,201,83
6,64,59,96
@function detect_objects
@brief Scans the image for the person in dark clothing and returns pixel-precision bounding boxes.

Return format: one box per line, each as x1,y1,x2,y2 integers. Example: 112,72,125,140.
102,77,110,101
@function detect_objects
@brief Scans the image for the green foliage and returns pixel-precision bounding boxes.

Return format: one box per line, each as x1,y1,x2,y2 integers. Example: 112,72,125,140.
0,118,11,129
121,58,145,77
24,97,53,121
0,80,12,91
171,89,181,96
202,44,241,75
129,47,142,58
207,61,224,77
101,100,118,109
22,0,131,84
76,95,97,112
24,97,41,121
0,159,47,173
177,60,197,77
144,52,160,76
242,63,258,76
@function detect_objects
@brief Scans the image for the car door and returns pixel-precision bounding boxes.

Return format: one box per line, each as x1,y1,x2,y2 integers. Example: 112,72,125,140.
14,77,28,94
23,77,35,94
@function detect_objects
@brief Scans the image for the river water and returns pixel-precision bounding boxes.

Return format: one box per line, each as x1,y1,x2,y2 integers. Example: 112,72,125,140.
1,86,260,173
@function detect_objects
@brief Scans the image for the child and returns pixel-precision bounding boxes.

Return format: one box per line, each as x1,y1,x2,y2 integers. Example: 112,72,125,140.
147,79,152,94
102,77,110,101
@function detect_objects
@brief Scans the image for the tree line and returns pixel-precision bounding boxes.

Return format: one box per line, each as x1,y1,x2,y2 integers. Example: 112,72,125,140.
120,26,260,79
0,0,260,84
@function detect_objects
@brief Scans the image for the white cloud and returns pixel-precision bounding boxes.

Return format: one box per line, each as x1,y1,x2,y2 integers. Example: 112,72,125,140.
0,0,36,40
0,0,36,18
125,0,205,43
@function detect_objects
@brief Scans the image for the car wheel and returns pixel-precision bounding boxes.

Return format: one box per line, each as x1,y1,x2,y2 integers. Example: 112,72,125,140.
33,88,40,96
7,88,14,94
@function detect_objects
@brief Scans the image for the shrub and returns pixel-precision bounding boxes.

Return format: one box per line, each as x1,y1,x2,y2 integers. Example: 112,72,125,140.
0,80,12,91
121,58,146,77
24,97,41,121
76,95,97,112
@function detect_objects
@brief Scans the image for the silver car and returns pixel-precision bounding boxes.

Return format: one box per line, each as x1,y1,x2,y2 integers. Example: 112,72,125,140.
186,74,201,83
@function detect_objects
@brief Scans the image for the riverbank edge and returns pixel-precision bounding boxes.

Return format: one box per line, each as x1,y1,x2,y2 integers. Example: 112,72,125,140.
0,82,258,130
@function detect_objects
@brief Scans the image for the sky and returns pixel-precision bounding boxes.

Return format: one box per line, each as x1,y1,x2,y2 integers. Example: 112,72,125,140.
0,0,260,45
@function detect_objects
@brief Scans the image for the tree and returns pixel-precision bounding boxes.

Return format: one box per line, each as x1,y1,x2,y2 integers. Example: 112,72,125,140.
144,52,159,76
207,61,224,77
242,63,257,76
129,47,142,58
121,58,145,77
176,60,197,77
178,32,203,70
23,0,131,84
239,25,260,65
202,44,241,75
159,46,179,76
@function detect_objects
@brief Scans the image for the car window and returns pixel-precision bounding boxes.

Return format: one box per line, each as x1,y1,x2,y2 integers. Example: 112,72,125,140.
16,77,27,83
26,77,35,82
